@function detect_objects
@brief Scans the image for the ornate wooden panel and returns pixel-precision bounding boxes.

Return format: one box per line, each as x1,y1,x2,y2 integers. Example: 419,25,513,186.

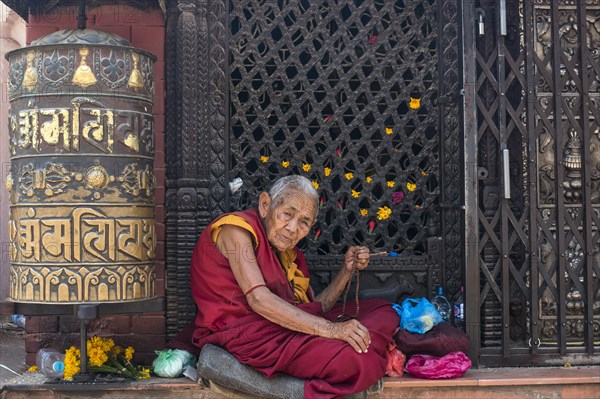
470,0,599,366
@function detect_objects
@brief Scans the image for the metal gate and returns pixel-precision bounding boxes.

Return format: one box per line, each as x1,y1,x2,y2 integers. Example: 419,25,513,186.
465,0,600,366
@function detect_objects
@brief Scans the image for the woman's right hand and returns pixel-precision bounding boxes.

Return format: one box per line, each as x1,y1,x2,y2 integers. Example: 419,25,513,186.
327,319,371,353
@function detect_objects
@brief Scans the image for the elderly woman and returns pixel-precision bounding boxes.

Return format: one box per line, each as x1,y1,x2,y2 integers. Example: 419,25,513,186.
190,175,399,398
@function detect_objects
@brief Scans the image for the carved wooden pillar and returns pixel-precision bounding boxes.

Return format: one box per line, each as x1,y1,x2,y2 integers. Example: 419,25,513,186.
165,0,227,337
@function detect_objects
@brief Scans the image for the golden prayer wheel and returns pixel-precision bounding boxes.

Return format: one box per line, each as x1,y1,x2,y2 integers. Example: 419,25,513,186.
5,29,157,303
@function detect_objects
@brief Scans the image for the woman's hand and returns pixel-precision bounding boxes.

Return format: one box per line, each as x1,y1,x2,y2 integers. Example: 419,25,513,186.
326,319,371,353
343,246,370,273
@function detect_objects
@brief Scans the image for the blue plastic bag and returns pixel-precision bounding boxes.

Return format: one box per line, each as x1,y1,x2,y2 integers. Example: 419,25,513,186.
393,297,444,334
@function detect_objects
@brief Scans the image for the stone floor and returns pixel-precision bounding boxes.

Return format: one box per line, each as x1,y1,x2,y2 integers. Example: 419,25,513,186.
0,321,26,390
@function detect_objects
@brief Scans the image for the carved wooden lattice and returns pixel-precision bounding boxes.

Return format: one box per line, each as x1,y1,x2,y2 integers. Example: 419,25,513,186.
229,0,440,257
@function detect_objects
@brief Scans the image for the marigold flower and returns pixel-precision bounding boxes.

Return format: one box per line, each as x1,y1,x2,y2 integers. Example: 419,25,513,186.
351,190,360,198
409,97,421,109
311,181,319,190
387,181,395,188
260,155,269,163
27,365,38,372
377,206,392,220
88,347,108,367
344,172,353,180
360,209,368,216
415,204,421,209
421,170,427,177
281,161,290,168
366,176,373,183
324,167,332,177
125,347,135,361
407,182,417,192
139,367,151,379
385,127,393,135
303,163,311,172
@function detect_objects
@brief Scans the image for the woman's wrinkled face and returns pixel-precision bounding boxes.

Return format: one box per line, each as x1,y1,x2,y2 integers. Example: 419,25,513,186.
259,189,317,252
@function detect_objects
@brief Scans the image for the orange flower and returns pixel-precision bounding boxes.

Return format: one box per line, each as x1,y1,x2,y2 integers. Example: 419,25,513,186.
366,176,373,183
407,182,417,192
385,127,393,135
387,181,395,188
345,172,354,180
303,163,312,172
360,209,368,216
312,181,319,190
260,156,269,163
351,190,360,198
324,167,332,177
409,97,421,109
281,161,290,168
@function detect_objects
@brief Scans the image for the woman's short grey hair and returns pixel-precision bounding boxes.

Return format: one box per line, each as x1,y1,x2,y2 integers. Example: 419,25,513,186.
269,175,319,214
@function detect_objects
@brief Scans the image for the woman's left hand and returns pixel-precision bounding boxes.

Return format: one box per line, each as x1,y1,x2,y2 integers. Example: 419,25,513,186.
343,246,370,273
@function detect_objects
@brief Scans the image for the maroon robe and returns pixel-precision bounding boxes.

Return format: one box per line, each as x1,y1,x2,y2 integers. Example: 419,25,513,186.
190,209,399,398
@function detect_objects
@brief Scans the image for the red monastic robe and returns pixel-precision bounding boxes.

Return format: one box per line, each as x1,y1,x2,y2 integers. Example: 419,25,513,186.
190,209,399,398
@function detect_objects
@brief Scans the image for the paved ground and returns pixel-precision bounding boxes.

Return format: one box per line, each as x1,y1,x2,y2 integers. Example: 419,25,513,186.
0,319,26,389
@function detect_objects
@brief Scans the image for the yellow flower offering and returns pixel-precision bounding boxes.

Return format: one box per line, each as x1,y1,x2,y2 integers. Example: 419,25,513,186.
377,206,392,220
311,181,319,190
387,181,395,188
282,161,290,168
344,172,354,180
303,163,311,172
360,209,368,216
351,190,360,198
385,127,393,135
324,167,332,177
407,182,417,192
260,155,269,163
27,365,38,372
366,176,372,183
409,97,421,109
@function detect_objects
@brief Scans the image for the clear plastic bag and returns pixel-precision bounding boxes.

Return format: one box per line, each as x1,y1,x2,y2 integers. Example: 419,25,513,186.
385,341,406,377
393,297,444,334
404,351,471,379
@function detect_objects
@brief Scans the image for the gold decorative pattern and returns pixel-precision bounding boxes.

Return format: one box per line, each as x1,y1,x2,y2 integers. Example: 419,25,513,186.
119,164,156,197
127,52,144,89
19,162,71,197
72,48,97,87
22,51,38,90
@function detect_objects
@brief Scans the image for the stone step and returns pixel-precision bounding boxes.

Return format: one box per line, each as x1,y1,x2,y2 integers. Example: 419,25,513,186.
1,366,598,399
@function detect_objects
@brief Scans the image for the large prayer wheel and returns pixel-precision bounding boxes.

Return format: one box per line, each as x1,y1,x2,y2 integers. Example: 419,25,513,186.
5,29,157,303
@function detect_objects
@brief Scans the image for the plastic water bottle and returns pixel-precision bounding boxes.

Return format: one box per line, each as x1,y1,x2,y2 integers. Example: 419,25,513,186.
453,287,465,330
36,349,65,378
431,287,451,322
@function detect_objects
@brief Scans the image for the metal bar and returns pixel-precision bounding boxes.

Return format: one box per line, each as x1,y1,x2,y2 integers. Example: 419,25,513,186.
576,1,595,355
523,0,540,356
502,148,510,199
462,0,480,366
10,297,165,316
497,4,510,358
499,0,507,36
550,0,567,355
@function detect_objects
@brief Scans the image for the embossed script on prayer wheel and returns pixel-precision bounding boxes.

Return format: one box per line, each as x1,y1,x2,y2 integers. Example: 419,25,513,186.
5,29,157,303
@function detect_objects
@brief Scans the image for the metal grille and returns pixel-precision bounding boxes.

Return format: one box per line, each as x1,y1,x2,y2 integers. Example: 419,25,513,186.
472,0,599,365
228,0,440,257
